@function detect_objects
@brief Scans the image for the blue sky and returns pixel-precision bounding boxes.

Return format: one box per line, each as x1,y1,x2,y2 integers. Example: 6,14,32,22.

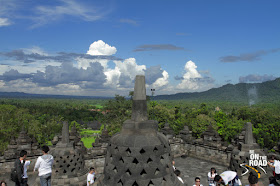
0,0,279,96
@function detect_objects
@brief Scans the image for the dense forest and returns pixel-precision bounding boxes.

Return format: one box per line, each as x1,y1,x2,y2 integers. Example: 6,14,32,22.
0,95,279,155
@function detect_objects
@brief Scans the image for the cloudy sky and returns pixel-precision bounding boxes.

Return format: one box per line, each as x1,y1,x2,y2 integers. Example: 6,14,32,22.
0,0,279,97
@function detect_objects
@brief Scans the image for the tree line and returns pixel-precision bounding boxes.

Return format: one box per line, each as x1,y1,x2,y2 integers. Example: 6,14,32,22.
0,96,279,154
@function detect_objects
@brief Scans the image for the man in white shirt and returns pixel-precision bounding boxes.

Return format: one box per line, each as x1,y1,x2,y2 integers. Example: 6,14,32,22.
268,155,280,180
34,145,54,186
87,167,95,186
214,170,242,186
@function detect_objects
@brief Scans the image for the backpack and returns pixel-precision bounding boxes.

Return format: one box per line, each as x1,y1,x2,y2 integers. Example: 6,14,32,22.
10,168,18,182
11,159,25,182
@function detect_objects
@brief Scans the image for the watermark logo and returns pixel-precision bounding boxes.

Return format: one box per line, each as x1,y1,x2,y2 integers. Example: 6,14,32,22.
240,150,267,177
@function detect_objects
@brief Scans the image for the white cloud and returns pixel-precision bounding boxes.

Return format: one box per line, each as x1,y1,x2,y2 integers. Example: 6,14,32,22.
177,60,214,91
151,70,169,88
0,18,11,26
87,40,117,56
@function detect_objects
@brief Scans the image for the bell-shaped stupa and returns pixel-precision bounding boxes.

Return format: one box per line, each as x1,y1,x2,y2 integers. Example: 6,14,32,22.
98,75,184,186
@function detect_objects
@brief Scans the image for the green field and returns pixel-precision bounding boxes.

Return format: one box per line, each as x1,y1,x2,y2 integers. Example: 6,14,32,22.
80,129,101,148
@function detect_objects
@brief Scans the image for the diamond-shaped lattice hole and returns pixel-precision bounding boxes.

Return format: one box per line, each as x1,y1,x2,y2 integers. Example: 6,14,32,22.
126,169,131,176
67,164,70,168
160,156,165,164
63,170,67,173
140,169,147,176
148,180,154,186
154,168,160,175
119,157,124,163
71,168,75,172
59,165,63,168
163,177,166,182
147,158,153,164
113,166,118,173
126,148,131,155
115,146,118,150
117,179,123,185
132,158,139,165
70,159,73,162
63,160,66,163
132,181,139,186
140,148,145,154
153,147,158,152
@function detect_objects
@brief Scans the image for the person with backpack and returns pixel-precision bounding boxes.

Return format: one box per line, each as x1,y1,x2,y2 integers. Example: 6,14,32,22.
14,150,29,186
34,146,54,186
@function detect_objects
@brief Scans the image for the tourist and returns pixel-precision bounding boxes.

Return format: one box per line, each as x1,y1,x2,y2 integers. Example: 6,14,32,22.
14,150,28,186
208,167,217,186
193,177,203,186
34,145,54,186
0,180,7,186
174,169,184,184
87,167,95,185
268,155,280,180
245,172,258,186
269,176,280,186
172,160,176,170
214,170,242,186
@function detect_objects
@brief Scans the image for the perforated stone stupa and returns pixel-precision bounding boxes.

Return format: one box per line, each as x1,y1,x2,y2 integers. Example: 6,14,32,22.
48,121,87,186
97,75,183,186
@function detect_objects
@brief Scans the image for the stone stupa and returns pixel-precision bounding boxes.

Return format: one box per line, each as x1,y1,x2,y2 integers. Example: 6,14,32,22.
96,75,183,186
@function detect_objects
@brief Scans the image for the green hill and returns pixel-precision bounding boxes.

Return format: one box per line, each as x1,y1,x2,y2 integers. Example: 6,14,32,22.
154,78,280,103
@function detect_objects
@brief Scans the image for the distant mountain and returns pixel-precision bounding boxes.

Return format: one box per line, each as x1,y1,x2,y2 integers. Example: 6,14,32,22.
154,78,280,103
0,92,112,100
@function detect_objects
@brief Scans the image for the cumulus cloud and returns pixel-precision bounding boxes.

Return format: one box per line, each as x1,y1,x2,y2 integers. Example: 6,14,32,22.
239,74,277,83
177,60,214,91
151,70,169,89
133,44,185,52
220,48,280,62
144,65,164,85
87,40,117,56
32,62,106,88
0,40,172,96
0,69,32,81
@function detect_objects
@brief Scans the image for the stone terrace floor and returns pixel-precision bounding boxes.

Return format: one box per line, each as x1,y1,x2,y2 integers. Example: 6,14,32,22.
175,156,272,186
0,156,275,185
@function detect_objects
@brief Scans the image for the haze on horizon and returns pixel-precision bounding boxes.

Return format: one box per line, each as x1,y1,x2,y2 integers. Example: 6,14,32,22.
0,0,279,97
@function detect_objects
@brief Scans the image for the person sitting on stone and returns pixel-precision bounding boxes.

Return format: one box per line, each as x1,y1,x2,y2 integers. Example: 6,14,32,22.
208,167,217,186
214,170,242,186
245,172,258,186
268,155,280,180
87,167,95,186
193,177,203,186
174,169,184,184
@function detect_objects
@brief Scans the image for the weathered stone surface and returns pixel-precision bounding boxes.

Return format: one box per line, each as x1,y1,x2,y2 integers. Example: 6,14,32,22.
97,75,183,186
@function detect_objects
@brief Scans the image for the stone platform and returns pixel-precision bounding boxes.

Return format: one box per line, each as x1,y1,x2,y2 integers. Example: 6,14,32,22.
0,156,275,185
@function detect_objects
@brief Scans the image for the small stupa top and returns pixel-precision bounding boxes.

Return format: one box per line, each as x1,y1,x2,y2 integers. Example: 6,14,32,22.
131,75,148,122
